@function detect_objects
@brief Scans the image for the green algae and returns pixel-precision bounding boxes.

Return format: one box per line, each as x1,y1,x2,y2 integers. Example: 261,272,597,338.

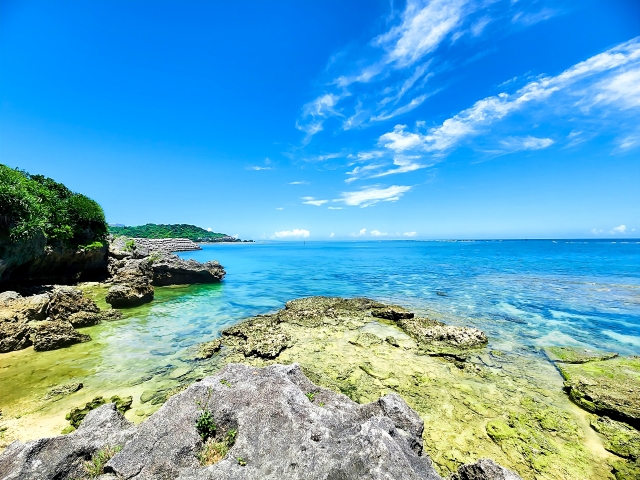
214,297,616,480
591,416,640,460
555,356,640,427
544,346,618,364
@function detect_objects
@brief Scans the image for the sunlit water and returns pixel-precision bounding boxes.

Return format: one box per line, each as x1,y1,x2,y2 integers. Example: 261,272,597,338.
1,240,639,442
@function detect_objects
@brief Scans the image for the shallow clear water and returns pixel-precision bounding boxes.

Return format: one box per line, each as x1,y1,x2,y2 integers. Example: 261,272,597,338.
179,240,640,355
1,240,639,442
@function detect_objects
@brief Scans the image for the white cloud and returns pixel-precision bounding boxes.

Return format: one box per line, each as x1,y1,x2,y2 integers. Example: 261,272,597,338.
470,16,491,37
302,196,328,206
499,136,554,153
610,225,627,234
372,38,640,156
276,207,284,210
247,166,272,171
336,185,412,207
403,231,418,237
289,181,309,185
512,8,557,26
271,229,310,239
592,66,640,109
618,134,639,150
328,206,343,210
207,227,212,232
370,155,428,178
370,230,387,236
375,0,468,69
330,232,335,238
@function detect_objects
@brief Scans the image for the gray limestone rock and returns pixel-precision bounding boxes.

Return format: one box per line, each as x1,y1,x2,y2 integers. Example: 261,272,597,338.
31,320,91,351
0,404,135,480
150,253,225,286
451,458,522,480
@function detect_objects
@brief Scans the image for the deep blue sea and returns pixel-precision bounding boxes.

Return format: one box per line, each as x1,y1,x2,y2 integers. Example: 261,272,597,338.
178,240,640,356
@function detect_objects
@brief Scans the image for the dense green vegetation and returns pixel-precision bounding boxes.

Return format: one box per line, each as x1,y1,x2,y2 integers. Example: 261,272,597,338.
0,164,107,247
108,223,228,241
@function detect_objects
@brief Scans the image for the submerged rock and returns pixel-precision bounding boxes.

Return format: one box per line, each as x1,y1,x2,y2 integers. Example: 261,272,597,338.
43,382,83,401
555,355,640,427
196,339,222,359
0,363,520,480
31,320,91,351
543,346,618,364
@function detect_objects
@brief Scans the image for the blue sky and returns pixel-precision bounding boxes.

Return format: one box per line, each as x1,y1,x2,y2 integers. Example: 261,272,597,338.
1,0,639,240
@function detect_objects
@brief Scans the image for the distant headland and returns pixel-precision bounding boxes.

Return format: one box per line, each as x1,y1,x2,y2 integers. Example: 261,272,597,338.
108,223,253,243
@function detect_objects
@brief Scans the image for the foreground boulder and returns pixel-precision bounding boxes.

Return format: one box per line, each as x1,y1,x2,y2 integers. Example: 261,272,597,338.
30,320,91,351
0,363,521,480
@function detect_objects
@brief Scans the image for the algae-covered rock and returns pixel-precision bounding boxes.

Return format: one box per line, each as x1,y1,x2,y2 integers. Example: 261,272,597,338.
556,356,640,427
371,304,414,320
611,458,640,480
31,321,91,351
196,339,222,359
222,315,291,359
591,416,640,460
66,395,132,428
543,346,618,364
397,316,488,355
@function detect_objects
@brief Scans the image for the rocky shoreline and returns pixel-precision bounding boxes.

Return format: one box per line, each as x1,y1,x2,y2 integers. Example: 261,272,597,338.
0,363,522,480
0,238,226,353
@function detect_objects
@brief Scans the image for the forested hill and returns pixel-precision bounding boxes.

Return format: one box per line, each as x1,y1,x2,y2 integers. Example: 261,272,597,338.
108,224,230,242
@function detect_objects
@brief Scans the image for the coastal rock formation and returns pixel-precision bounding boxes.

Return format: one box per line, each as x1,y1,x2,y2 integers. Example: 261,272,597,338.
106,258,154,308
0,363,521,480
30,320,91,351
106,238,225,307
222,297,485,361
543,346,618,364
0,404,136,480
151,254,225,286
0,286,119,353
546,347,640,427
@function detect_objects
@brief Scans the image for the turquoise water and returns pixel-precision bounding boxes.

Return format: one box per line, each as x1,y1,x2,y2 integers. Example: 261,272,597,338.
1,239,639,443
178,240,640,355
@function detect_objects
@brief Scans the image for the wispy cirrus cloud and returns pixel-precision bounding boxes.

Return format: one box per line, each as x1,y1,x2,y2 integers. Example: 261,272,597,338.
370,38,640,158
302,196,328,206
499,136,554,153
336,185,412,208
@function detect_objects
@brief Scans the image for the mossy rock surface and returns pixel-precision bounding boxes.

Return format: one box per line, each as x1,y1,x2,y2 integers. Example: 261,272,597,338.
544,346,618,364
556,356,640,427
214,296,614,480
591,416,640,460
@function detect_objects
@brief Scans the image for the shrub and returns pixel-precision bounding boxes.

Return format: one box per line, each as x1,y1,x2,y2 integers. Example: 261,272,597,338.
83,445,122,478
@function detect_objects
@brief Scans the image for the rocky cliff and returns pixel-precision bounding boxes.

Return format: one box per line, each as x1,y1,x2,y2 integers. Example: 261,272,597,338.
0,363,520,480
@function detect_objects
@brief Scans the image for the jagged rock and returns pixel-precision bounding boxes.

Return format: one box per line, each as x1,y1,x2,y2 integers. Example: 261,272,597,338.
451,458,522,480
151,253,225,286
222,315,292,359
46,286,100,320
397,316,488,355
0,318,31,353
0,404,135,480
0,363,520,480
196,339,222,359
543,346,618,364
556,356,640,427
31,320,91,351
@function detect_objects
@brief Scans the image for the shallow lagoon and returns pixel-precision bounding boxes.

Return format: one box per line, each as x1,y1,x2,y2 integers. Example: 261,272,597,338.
0,240,638,476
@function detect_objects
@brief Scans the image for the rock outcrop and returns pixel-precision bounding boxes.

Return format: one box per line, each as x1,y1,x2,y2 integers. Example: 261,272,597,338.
222,297,486,361
0,363,521,480
0,286,119,353
105,238,225,307
545,347,640,428
106,258,155,308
